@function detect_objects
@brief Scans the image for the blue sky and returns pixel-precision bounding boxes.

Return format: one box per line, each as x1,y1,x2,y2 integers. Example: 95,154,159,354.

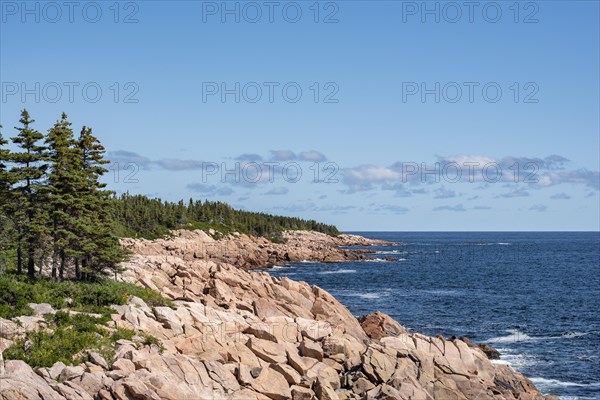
1,0,599,231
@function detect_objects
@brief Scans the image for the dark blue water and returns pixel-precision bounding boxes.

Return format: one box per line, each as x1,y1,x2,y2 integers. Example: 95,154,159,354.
268,232,600,400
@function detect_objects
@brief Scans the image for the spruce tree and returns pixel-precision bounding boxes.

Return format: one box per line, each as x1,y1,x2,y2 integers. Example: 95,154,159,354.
0,126,14,272
45,113,85,280
9,110,48,278
77,126,126,279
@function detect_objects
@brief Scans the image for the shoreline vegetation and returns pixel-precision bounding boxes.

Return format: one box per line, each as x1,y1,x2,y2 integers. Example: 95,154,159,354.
1,111,552,399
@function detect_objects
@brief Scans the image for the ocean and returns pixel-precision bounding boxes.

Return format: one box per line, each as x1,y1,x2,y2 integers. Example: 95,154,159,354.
267,232,600,400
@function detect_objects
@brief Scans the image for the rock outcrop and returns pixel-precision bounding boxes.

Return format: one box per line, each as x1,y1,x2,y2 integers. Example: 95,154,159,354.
0,230,552,400
121,230,393,270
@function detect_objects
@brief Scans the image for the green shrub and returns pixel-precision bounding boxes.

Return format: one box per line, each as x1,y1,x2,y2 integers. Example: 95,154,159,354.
141,333,164,352
111,328,135,342
52,310,72,327
1,273,173,368
4,327,100,368
0,273,173,319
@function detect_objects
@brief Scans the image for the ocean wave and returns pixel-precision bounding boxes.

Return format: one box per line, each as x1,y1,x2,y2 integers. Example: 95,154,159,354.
420,289,461,296
487,329,597,345
333,290,390,300
486,329,533,344
560,331,594,339
494,350,540,369
356,293,381,299
558,397,597,400
318,269,357,275
530,377,600,388
374,250,407,255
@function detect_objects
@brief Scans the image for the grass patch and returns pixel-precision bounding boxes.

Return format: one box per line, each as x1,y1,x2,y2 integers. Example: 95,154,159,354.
1,273,168,368
4,310,142,368
0,273,173,319
0,274,169,368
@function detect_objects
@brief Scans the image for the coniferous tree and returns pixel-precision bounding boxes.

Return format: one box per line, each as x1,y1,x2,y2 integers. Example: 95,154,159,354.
77,126,126,279
0,126,14,272
9,110,48,277
45,113,85,280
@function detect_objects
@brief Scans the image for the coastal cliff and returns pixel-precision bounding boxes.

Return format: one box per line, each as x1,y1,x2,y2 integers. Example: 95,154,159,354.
120,230,392,270
0,230,552,400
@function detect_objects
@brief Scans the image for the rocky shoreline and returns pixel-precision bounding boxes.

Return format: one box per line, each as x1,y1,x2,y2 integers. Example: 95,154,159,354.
0,230,553,400
121,230,395,271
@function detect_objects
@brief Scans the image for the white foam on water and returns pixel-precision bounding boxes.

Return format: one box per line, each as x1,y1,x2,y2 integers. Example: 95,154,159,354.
486,329,533,344
495,351,539,369
497,242,511,245
558,397,597,400
333,290,387,300
530,377,600,388
490,330,597,343
561,331,592,339
356,293,381,299
374,250,407,255
318,269,357,275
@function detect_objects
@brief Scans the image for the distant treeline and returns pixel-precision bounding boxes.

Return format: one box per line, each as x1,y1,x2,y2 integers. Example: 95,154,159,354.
110,194,340,239
0,110,339,280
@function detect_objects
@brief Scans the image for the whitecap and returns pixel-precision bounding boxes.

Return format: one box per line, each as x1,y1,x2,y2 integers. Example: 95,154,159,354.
318,269,357,275
333,290,388,300
558,397,597,400
374,250,407,255
486,329,533,344
561,331,592,339
530,377,600,388
495,351,539,369
356,293,381,299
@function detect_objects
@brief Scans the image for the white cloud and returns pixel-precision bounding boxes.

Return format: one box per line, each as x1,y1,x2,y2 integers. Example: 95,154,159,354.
298,150,327,162
187,183,234,196
433,204,466,212
433,186,456,199
264,187,289,195
270,150,296,161
529,204,547,212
